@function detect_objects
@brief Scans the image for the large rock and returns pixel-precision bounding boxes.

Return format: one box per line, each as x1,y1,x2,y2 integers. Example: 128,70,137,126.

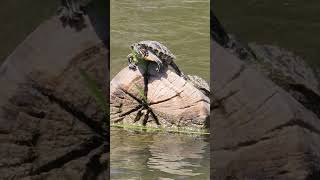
0,15,108,180
211,39,320,179
110,64,210,130
211,11,320,120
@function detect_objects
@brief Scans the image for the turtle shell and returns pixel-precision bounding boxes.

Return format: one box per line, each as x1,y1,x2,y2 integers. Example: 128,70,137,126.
136,40,176,64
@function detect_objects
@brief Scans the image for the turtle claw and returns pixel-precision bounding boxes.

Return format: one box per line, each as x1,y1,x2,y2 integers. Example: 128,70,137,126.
128,53,137,71
129,64,137,71
156,65,161,73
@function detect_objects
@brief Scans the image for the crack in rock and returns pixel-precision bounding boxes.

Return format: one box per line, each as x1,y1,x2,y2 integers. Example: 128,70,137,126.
82,144,109,180
217,118,320,153
116,87,161,126
31,82,107,137
111,66,209,130
221,136,271,152
30,136,104,176
1,78,109,178
267,118,320,135
211,90,239,113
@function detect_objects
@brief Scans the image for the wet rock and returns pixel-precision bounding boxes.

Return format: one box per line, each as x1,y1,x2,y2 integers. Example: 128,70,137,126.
110,64,210,130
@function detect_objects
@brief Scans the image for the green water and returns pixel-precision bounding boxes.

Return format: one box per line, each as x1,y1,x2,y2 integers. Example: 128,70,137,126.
214,0,320,67
110,0,210,81
111,128,210,180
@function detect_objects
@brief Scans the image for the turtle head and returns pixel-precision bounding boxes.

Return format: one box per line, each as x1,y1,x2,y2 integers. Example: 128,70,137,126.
130,42,163,72
130,43,145,60
131,43,161,62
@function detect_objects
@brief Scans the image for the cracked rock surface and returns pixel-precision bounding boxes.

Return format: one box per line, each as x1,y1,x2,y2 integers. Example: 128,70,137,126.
0,16,108,180
0,44,108,180
211,39,320,180
211,11,320,123
110,64,210,130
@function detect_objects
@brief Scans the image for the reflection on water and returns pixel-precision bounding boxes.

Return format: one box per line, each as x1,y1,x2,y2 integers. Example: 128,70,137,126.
110,0,210,81
111,128,210,180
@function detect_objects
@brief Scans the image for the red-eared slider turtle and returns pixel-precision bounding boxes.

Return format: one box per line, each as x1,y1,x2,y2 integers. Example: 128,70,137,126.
57,0,91,29
127,40,187,79
127,40,211,98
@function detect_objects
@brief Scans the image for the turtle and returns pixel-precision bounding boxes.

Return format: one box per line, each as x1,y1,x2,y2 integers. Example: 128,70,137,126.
127,40,187,79
57,0,91,29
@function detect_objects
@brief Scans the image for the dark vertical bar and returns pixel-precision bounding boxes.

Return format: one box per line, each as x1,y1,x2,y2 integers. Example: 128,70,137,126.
210,1,214,180
104,0,111,179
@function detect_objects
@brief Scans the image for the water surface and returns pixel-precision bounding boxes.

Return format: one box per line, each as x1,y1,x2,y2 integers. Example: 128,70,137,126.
110,128,210,180
110,0,210,80
214,0,320,67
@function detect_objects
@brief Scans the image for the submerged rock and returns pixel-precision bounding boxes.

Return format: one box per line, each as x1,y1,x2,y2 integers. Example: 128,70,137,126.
110,63,210,130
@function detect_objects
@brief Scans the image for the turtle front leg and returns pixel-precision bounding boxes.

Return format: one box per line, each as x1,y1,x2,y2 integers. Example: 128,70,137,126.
155,60,164,73
127,53,137,70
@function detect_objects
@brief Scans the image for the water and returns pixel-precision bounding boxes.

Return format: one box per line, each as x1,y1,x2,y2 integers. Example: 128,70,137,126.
214,0,320,67
110,1,210,178
110,0,210,81
110,128,210,180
